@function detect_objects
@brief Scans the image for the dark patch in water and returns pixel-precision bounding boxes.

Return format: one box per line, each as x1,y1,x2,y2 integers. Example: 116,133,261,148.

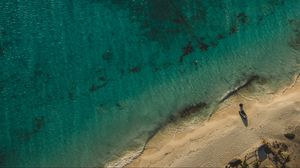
68,91,76,101
199,36,205,41
89,84,97,92
193,60,199,65
0,152,5,167
68,81,77,101
119,68,125,75
210,41,218,48
102,50,113,61
89,83,107,92
17,116,45,141
288,19,295,25
0,46,4,57
0,39,12,58
288,19,300,51
101,0,206,46
129,66,141,73
199,41,209,51
94,68,106,77
172,16,186,24
237,12,248,24
257,15,264,25
98,76,107,81
0,80,4,93
162,62,173,69
229,24,238,35
116,102,125,110
179,41,194,62
216,33,225,39
31,63,52,84
179,102,207,118
152,67,159,72
255,0,284,25
270,0,285,6
91,68,110,90
33,116,45,132
139,0,187,44
289,32,300,51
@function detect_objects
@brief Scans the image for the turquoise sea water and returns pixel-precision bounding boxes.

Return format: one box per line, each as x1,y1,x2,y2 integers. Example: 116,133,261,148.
1,0,300,167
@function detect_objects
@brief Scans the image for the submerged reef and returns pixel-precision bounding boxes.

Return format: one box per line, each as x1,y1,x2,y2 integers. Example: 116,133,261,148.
179,102,208,118
129,66,142,73
17,116,46,141
288,19,300,51
179,41,194,63
102,50,113,61
0,152,5,166
237,12,249,24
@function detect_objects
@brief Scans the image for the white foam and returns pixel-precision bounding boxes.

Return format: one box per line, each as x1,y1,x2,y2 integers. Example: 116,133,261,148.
105,146,145,168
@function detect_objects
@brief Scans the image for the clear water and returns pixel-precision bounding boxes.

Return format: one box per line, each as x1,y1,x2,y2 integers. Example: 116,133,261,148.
1,0,300,167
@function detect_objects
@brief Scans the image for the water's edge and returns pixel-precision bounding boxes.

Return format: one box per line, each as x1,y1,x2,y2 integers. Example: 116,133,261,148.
105,71,300,167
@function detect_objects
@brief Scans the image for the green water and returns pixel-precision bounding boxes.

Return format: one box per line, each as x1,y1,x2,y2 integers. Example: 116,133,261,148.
0,0,300,167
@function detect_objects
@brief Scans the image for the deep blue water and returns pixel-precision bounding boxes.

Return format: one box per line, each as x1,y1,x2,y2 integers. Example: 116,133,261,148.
1,0,300,167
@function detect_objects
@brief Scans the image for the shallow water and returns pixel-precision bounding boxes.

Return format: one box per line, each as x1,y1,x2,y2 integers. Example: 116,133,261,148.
1,0,300,167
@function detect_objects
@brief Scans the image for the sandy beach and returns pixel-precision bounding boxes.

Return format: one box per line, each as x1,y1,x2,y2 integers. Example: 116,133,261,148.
127,75,300,167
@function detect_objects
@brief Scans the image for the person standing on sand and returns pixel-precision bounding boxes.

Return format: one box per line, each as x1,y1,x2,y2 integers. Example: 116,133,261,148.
239,103,247,120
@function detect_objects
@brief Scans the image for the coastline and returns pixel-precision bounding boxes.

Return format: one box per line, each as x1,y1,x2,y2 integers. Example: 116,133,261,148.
123,73,300,167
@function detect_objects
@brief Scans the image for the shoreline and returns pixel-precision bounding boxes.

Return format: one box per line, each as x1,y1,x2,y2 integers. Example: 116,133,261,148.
124,73,300,167
105,75,272,167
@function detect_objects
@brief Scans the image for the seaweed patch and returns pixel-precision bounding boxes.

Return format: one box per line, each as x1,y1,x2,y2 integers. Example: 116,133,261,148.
289,32,300,51
257,15,264,25
103,0,206,47
0,80,4,93
0,152,5,167
115,102,128,110
98,76,107,81
102,50,113,61
96,104,109,114
31,63,51,83
216,33,225,39
116,102,122,109
172,16,186,24
119,68,125,75
68,82,77,101
0,40,11,58
33,116,45,132
210,41,218,48
179,102,207,118
237,12,248,24
129,66,141,73
0,46,4,57
179,41,194,62
288,19,300,51
89,83,107,92
68,91,75,101
199,41,209,51
229,24,238,35
270,0,285,6
17,116,46,141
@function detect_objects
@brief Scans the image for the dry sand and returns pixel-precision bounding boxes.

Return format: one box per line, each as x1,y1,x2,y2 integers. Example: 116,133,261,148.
127,75,300,167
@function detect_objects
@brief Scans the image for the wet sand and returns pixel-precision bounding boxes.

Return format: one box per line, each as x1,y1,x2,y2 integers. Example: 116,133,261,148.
127,75,300,167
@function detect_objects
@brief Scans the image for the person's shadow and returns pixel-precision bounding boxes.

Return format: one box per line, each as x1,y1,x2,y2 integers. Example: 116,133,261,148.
239,103,248,127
